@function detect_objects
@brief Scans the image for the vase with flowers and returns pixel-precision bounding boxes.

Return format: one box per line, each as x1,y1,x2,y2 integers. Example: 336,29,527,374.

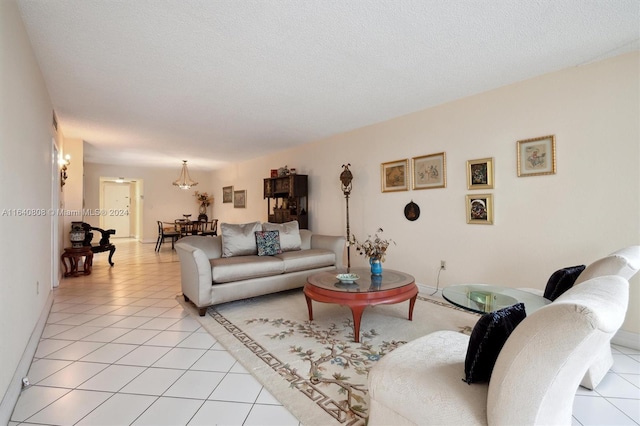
350,228,395,276
194,191,213,221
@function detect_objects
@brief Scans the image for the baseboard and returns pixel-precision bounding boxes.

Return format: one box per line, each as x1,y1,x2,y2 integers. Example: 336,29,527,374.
417,283,443,299
612,329,640,351
417,282,640,350
0,291,53,425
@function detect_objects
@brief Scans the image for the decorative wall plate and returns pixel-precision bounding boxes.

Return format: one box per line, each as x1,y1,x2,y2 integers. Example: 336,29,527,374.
404,201,420,221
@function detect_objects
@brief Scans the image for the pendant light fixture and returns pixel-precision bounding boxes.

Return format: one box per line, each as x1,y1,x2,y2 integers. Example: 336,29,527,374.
173,160,198,189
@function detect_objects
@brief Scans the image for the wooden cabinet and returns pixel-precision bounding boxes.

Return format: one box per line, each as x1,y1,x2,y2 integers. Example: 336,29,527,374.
264,174,308,229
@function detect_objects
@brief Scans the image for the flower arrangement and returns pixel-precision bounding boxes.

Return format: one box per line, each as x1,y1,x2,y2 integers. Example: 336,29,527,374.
350,228,395,262
194,191,213,206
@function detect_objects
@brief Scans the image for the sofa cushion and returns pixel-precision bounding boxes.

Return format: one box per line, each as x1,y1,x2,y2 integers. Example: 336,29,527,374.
464,303,526,384
543,265,585,301
255,230,282,256
211,255,284,283
220,222,262,257
262,221,302,252
274,249,336,273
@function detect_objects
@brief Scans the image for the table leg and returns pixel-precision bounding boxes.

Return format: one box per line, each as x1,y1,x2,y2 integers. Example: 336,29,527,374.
61,254,71,277
84,253,93,275
70,256,79,276
349,305,366,343
305,295,314,321
408,294,417,321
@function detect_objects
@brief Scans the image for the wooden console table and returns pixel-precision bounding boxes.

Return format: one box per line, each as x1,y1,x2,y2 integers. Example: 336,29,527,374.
61,247,93,277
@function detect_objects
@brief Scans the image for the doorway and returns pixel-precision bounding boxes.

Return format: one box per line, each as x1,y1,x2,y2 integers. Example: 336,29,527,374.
102,182,131,237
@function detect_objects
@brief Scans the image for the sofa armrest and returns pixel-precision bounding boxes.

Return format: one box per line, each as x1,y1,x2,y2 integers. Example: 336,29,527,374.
175,242,213,308
311,234,346,268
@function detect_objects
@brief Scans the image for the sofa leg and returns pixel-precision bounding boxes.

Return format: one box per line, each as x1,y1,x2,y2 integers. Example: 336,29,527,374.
183,294,190,302
198,307,207,316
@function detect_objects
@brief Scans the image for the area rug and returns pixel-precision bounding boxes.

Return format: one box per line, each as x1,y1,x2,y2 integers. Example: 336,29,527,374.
179,289,480,426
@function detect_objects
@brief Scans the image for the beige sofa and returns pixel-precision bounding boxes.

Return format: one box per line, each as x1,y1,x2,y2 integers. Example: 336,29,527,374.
176,222,345,315
367,274,630,425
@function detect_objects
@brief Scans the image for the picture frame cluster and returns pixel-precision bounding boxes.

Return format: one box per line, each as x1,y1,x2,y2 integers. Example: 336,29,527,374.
465,157,494,225
222,185,246,208
381,134,556,226
381,152,446,193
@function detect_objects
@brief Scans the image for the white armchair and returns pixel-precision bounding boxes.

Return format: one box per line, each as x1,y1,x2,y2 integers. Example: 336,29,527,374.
367,275,629,425
518,245,639,389
573,245,639,389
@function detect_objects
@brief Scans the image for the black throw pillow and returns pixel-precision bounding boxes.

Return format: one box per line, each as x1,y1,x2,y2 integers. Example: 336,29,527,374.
543,265,586,301
463,303,526,384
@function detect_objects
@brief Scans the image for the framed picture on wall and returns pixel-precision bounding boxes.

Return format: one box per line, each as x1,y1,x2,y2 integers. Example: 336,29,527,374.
381,159,409,192
222,186,233,203
412,152,446,190
517,135,556,177
233,190,246,208
467,157,494,189
466,194,494,225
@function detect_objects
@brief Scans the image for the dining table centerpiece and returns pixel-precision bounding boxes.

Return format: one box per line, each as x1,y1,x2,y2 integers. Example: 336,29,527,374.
194,191,213,221
350,228,395,275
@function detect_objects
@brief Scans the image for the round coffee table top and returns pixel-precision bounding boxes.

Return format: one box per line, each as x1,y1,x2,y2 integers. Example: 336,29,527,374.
306,267,414,293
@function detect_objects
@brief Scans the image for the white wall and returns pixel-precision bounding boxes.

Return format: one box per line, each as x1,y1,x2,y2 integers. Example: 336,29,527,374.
83,163,214,242
212,52,640,334
0,0,56,409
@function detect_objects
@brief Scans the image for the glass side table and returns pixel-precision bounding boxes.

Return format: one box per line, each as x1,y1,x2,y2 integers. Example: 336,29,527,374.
442,283,551,315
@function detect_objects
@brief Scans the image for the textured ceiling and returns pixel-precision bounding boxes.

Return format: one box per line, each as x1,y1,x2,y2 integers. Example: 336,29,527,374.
17,0,640,170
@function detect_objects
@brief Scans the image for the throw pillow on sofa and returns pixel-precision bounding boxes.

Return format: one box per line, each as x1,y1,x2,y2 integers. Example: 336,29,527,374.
543,265,586,301
464,302,526,384
255,230,282,256
262,221,302,252
220,221,262,257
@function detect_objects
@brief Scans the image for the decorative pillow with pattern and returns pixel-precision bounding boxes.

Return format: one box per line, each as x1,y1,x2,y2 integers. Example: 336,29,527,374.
464,303,526,384
255,230,282,256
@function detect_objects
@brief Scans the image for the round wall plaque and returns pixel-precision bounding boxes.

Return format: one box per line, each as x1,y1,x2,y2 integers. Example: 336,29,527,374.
404,201,420,221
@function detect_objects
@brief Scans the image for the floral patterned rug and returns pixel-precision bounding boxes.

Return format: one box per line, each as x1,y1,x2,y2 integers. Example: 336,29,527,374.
182,289,479,426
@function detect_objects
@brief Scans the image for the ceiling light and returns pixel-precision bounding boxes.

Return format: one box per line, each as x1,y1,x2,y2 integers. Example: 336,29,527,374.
173,160,198,189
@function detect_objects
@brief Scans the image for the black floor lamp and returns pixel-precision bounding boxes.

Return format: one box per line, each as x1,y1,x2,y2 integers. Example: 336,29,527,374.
340,164,353,270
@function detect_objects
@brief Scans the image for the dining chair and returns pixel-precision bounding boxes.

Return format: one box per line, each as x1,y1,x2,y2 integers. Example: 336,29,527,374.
200,219,218,236
175,219,194,237
155,221,181,252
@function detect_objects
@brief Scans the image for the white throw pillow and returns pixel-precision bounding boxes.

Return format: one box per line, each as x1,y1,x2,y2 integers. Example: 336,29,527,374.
220,221,262,257
262,221,302,252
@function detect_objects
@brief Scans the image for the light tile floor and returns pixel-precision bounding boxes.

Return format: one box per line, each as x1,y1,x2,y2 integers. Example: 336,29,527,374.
9,239,640,425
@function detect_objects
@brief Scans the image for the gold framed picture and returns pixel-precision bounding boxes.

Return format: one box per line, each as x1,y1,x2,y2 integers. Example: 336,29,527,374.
381,159,409,192
517,135,556,177
412,152,446,190
233,190,246,208
222,186,233,203
466,194,494,225
467,157,494,190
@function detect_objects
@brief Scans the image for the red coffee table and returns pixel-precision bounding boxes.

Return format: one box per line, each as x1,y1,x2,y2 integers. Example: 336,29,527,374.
304,267,417,342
